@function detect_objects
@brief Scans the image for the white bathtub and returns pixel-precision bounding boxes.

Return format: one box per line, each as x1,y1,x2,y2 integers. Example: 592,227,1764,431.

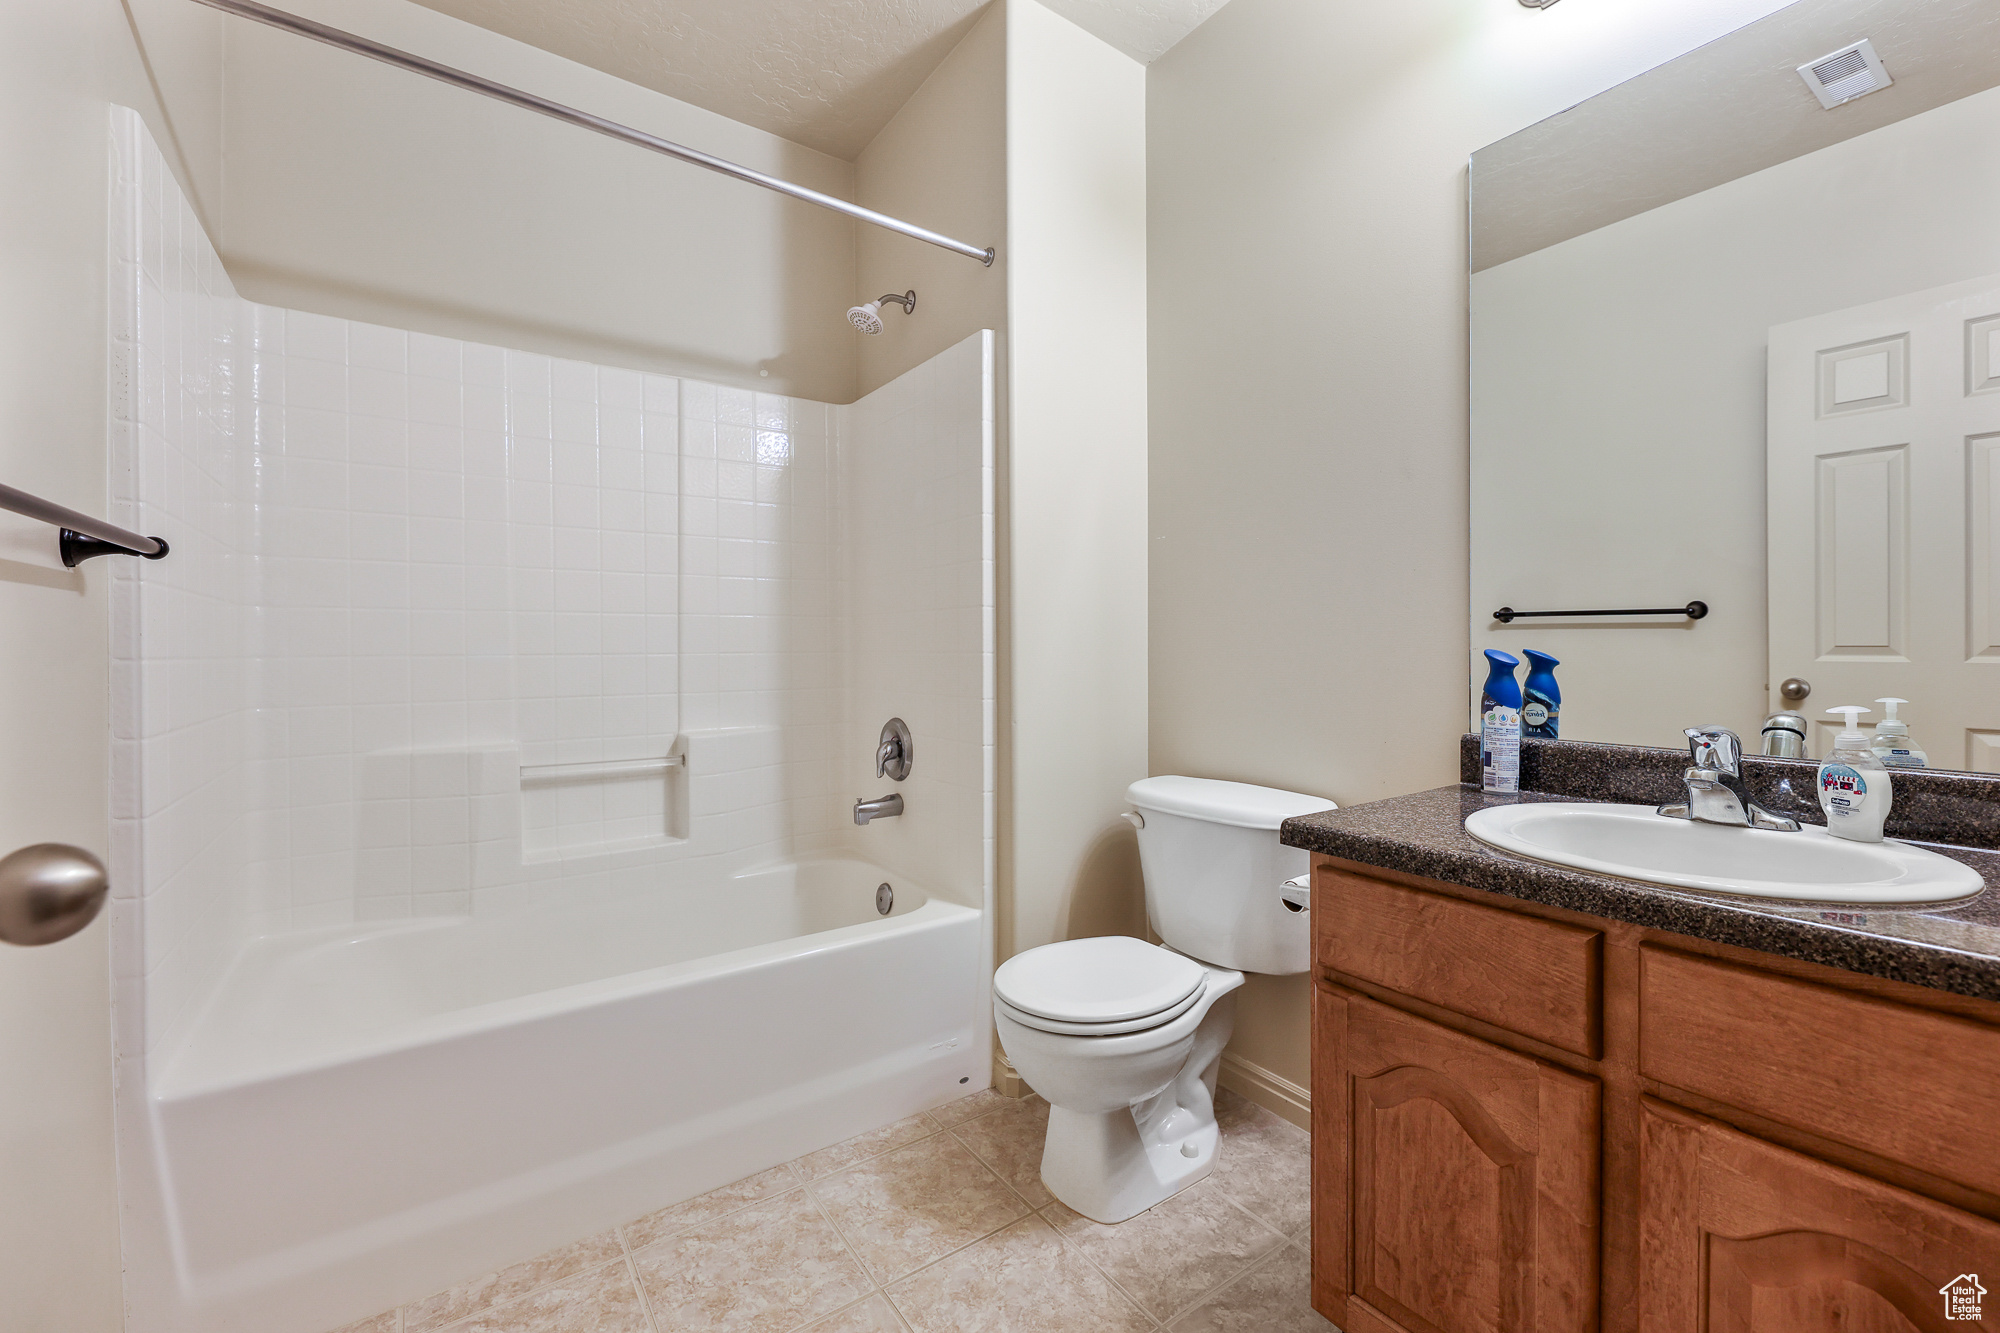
138,858,987,1333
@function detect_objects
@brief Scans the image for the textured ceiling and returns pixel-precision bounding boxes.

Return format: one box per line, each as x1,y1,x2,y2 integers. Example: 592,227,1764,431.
408,0,1229,159
1472,0,2000,270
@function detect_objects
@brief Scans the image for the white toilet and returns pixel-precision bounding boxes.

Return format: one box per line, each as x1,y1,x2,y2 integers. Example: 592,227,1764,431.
993,776,1336,1223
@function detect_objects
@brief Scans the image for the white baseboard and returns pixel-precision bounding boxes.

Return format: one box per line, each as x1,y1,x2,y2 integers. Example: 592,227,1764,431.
1218,1053,1310,1130
991,1049,1034,1099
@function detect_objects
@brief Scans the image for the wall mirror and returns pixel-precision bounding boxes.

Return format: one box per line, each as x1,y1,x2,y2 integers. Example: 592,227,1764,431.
1470,0,2000,771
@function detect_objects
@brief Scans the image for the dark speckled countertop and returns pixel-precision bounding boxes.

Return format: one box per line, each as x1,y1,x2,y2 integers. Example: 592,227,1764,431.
1279,743,2000,1003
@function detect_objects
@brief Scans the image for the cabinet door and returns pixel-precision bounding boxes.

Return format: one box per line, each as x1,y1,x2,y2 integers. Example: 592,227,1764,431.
1314,987,1599,1333
1640,1098,2000,1332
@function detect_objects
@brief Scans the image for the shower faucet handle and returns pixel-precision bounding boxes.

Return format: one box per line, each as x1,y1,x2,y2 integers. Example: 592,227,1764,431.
876,717,913,781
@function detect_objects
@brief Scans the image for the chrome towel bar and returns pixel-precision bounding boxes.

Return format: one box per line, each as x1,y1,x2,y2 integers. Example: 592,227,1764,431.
0,482,168,566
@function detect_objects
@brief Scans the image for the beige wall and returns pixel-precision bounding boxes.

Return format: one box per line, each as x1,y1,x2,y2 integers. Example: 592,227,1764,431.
126,0,225,222
1473,83,2000,753
1146,0,1802,1092
0,2,220,1328
855,5,1009,400
1004,0,1150,963
215,0,861,404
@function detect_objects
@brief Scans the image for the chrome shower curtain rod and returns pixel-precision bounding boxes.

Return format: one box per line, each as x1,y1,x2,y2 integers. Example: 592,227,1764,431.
187,0,997,266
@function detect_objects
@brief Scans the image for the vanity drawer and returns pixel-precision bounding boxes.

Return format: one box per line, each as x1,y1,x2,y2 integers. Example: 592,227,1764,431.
1640,947,2000,1196
1316,868,1602,1057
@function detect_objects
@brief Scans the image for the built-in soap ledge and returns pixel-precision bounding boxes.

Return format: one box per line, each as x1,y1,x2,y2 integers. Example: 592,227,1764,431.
519,755,684,783
519,740,689,863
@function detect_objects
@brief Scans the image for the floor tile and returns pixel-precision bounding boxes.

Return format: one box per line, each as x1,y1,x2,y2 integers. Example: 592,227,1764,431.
623,1164,801,1250
793,1113,942,1181
326,1315,398,1333
1209,1090,1311,1236
813,1133,1032,1283
330,1098,1317,1333
926,1088,1012,1129
403,1229,622,1331
1043,1178,1285,1322
450,1257,650,1333
1166,1244,1334,1332
632,1186,872,1332
800,1292,910,1332
947,1096,1052,1208
885,1213,1154,1333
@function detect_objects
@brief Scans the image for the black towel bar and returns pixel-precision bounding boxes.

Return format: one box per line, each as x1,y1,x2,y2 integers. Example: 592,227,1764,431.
1492,601,1706,624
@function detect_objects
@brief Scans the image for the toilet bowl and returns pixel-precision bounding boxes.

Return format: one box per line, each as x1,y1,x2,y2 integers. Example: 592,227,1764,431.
993,776,1337,1224
994,936,1244,1222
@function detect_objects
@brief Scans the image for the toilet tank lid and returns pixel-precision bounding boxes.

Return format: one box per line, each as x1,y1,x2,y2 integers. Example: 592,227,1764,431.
1126,776,1337,830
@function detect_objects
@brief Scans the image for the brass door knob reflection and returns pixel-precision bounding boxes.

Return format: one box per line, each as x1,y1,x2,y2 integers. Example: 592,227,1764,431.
0,844,109,946
1780,677,1812,703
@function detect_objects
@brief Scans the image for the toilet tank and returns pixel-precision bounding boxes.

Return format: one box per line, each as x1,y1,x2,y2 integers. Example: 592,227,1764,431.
1127,776,1338,975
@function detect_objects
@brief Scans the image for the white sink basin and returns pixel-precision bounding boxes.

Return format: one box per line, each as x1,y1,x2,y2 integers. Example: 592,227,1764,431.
1464,802,1984,905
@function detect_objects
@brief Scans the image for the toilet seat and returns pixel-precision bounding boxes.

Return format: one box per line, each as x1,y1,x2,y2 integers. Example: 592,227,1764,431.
994,937,1206,1027
993,984,1205,1036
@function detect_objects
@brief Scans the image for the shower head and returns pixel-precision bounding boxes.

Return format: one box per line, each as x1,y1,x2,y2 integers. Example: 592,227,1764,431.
847,290,916,335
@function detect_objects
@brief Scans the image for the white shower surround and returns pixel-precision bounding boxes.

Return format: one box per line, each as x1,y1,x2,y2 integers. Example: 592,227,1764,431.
107,109,994,1333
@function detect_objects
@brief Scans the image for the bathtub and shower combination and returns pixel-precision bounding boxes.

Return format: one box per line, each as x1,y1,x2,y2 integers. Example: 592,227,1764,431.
109,109,996,1333
145,856,986,1330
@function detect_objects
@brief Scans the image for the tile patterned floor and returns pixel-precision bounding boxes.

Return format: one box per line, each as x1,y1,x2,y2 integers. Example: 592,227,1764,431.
327,1088,1334,1333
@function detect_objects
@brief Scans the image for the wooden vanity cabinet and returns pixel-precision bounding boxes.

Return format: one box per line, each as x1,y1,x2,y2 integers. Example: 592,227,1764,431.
1640,1099,2000,1333
1316,988,1600,1333
1310,858,2000,1333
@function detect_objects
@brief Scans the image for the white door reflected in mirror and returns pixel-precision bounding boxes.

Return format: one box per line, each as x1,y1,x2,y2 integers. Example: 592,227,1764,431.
1767,273,2000,771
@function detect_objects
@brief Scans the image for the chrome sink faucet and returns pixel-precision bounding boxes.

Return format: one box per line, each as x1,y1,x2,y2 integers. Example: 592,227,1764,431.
1659,726,1800,831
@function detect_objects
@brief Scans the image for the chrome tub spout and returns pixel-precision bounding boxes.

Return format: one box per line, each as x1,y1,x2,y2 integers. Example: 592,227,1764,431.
854,793,904,825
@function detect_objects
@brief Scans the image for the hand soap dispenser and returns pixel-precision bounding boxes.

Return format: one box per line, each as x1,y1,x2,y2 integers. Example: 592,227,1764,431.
1818,706,1891,843
1871,698,1929,769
